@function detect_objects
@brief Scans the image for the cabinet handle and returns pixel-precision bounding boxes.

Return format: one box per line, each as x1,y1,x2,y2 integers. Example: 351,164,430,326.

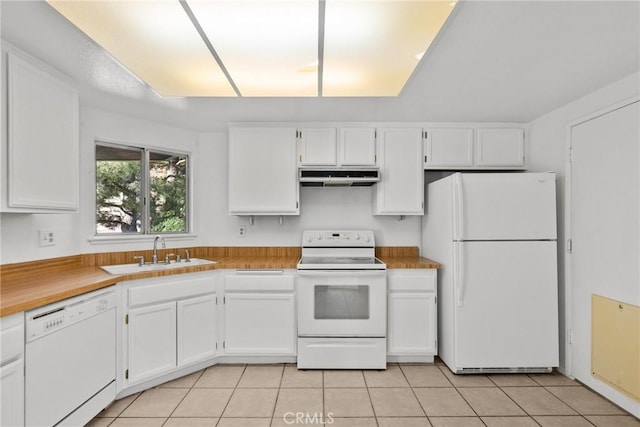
235,270,285,275
424,155,427,163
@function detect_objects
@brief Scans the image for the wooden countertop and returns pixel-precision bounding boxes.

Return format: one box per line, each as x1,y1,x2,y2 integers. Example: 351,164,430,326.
378,256,441,269
1,247,440,317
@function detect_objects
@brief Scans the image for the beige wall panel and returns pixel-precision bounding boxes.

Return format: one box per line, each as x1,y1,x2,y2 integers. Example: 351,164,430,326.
592,294,640,401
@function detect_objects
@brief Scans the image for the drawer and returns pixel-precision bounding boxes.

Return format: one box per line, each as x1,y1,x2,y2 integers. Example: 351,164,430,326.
225,272,295,292
388,270,436,292
1,314,25,363
128,275,216,307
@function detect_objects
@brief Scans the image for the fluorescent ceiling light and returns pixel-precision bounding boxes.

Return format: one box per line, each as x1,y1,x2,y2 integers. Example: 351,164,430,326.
188,0,319,96
46,0,456,97
47,0,236,96
323,1,454,96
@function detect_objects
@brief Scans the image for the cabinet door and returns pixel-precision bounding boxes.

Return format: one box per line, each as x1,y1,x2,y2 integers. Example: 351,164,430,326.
1,358,24,427
5,52,79,211
177,294,218,366
299,128,337,166
424,128,474,169
339,127,376,165
475,128,525,168
374,128,423,215
228,127,299,215
388,292,437,356
224,293,296,355
128,302,177,384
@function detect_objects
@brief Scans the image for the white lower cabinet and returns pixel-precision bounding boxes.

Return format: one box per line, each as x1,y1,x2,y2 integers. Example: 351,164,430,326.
223,271,296,356
178,295,218,366
128,302,177,384
387,270,438,359
123,272,217,388
0,358,24,426
1,313,25,427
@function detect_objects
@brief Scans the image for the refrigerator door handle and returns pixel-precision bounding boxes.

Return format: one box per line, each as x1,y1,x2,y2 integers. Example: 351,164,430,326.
454,173,464,240
455,243,465,307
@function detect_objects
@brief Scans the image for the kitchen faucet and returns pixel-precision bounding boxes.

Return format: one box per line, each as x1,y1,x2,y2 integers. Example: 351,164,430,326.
152,235,165,264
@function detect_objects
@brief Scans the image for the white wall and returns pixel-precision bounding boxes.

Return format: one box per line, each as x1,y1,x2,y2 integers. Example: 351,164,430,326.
3,71,637,264
526,71,639,413
178,130,421,247
0,107,421,264
0,106,201,263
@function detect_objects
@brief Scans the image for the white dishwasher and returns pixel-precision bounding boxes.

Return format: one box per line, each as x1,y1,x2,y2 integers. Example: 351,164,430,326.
25,287,117,427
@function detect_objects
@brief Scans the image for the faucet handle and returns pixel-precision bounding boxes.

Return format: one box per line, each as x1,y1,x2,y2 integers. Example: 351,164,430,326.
133,255,145,266
164,253,175,265
185,249,191,262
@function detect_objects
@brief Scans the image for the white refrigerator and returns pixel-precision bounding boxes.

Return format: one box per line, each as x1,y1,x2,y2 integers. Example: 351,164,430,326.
422,172,559,373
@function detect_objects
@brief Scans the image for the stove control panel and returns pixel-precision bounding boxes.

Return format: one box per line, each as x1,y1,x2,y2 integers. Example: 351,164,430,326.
302,230,375,247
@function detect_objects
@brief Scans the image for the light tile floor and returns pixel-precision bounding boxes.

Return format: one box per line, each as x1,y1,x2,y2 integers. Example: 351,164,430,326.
87,362,639,427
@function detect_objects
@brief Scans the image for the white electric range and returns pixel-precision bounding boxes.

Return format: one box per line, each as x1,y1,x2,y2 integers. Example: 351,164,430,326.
296,230,387,369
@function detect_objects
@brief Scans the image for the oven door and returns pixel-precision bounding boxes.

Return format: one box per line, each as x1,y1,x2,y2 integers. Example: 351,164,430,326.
297,270,386,337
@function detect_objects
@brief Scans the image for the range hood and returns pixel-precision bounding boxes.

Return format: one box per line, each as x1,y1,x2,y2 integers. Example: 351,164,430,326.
299,169,380,187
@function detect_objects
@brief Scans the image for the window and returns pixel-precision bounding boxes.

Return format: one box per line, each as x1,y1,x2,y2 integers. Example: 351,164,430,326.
96,142,189,235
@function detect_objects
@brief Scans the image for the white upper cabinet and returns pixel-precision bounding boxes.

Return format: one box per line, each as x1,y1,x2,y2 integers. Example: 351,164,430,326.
373,127,424,215
298,127,337,166
298,126,376,167
2,49,79,212
424,125,525,170
339,127,377,166
475,127,525,168
228,126,299,215
424,128,474,168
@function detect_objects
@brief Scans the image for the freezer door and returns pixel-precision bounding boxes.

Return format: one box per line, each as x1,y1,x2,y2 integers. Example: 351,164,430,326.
453,241,559,369
452,172,557,241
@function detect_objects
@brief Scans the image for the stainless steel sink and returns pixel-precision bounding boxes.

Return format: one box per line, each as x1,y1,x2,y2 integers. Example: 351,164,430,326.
100,258,216,275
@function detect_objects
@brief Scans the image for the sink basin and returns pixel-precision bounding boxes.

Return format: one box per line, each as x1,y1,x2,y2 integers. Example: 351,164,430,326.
100,258,216,275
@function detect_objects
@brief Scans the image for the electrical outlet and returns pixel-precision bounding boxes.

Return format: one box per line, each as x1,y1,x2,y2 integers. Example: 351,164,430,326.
239,226,246,237
39,229,56,246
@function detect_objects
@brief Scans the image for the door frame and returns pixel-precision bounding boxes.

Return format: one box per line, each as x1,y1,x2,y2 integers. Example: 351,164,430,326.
564,95,640,379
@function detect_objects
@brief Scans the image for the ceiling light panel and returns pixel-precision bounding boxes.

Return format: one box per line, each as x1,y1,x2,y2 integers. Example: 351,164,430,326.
187,0,319,97
46,0,236,96
323,0,455,97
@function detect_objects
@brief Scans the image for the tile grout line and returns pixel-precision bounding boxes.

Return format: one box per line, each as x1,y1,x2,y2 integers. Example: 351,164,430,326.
361,368,380,427
494,382,539,420
161,368,206,426
397,363,429,422
268,363,286,427
216,364,247,425
436,364,485,422
321,369,326,426
542,385,616,421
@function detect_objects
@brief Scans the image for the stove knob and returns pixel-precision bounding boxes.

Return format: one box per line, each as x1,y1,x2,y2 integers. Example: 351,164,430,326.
306,235,313,243
364,235,371,242
354,234,360,240
317,233,323,240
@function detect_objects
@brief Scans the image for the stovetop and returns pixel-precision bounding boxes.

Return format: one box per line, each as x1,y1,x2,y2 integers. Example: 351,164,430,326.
298,230,385,270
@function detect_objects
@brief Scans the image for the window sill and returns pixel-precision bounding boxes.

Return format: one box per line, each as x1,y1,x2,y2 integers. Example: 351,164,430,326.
88,234,197,245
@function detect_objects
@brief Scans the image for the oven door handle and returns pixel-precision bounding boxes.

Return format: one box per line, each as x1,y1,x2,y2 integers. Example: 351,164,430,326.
296,270,387,277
